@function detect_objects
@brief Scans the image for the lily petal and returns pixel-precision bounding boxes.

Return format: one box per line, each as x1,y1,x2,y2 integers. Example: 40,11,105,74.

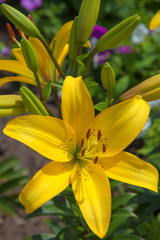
149,10,160,30
0,76,35,88
71,162,111,238
99,151,158,192
0,60,34,79
62,76,95,135
90,96,150,157
3,115,76,162
12,48,26,65
19,161,73,213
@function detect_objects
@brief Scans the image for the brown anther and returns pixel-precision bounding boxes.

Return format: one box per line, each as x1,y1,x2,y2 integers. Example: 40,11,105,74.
80,139,84,149
81,148,85,157
97,129,102,141
17,29,23,37
94,156,98,164
86,129,91,139
6,23,16,42
102,144,106,153
28,14,34,23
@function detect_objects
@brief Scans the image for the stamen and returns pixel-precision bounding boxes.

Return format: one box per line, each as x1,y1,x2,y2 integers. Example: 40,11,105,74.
94,156,98,164
6,23,16,43
81,148,85,157
86,129,91,139
102,144,106,153
28,14,34,23
80,139,84,149
97,129,102,141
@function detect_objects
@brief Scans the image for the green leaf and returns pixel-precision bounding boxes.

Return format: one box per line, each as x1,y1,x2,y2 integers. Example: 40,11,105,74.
112,234,145,240
148,145,160,156
84,78,98,89
0,168,28,181
24,233,56,240
43,80,52,101
44,219,62,234
94,102,108,112
51,79,63,89
76,52,90,67
0,198,17,216
114,75,130,98
0,157,20,175
0,176,29,194
63,226,79,240
112,193,137,210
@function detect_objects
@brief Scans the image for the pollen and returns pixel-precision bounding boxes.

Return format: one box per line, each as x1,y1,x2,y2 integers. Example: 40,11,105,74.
97,129,102,141
86,129,91,139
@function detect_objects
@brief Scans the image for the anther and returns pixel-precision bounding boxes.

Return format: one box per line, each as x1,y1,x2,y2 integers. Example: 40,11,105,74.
81,148,85,157
28,14,34,23
102,144,106,153
97,129,102,141
6,23,16,43
86,129,91,139
94,156,98,164
80,139,84,149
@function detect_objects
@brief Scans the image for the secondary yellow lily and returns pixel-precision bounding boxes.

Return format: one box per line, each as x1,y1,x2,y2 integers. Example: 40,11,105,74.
0,21,73,87
149,10,160,30
3,76,158,238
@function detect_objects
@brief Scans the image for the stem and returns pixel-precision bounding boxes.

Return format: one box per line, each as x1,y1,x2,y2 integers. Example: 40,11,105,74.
74,44,83,77
34,71,44,102
51,86,61,117
37,34,65,80
80,48,97,76
108,90,113,107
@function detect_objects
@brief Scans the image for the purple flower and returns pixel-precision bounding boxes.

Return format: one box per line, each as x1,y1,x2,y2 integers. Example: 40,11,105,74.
0,0,5,3
114,45,132,54
1,47,11,57
20,0,42,12
91,24,107,39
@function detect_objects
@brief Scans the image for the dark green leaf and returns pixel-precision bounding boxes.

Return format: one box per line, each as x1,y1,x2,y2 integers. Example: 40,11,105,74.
112,234,145,240
0,168,28,181
0,157,20,175
94,102,108,112
51,79,63,89
43,80,52,101
0,176,29,194
63,226,79,240
44,219,62,234
24,233,56,240
112,193,136,210
0,198,17,216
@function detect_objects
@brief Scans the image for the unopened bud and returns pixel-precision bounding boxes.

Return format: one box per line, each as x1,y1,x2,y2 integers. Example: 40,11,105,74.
101,62,115,91
0,95,26,116
119,74,160,102
1,4,40,37
77,0,101,44
21,39,38,74
95,15,140,52
20,86,49,116
69,16,79,63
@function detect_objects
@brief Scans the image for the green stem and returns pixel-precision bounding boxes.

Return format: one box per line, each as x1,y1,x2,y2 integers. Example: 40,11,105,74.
34,71,44,102
37,34,65,80
80,48,97,76
108,90,113,107
74,44,83,77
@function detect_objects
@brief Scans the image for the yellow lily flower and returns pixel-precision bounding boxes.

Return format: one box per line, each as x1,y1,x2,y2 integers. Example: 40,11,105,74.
0,21,73,88
149,10,160,30
3,76,158,238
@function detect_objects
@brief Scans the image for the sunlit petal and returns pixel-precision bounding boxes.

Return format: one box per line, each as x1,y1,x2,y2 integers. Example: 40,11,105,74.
19,161,73,213
0,60,34,79
0,76,35,87
62,76,95,135
4,115,76,162
89,96,150,157
99,151,158,192
71,162,111,238
12,48,26,65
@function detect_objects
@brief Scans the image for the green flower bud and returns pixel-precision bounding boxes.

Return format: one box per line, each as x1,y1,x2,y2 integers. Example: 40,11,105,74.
77,0,101,44
21,39,38,74
1,4,40,37
95,15,140,52
0,95,26,116
20,86,49,116
119,74,160,102
69,17,79,64
101,62,115,91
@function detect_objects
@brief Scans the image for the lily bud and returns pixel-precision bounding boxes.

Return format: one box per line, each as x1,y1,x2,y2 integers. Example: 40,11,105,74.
77,0,101,44
119,74,160,102
20,86,49,116
21,39,38,74
1,4,40,37
101,62,116,91
0,95,26,116
95,15,140,52
69,16,79,64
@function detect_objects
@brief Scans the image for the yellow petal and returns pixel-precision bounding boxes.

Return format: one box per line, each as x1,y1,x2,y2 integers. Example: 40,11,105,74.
19,161,73,213
12,47,26,65
62,76,95,135
0,60,34,79
0,76,35,88
89,96,150,157
99,151,159,192
3,115,76,162
71,162,111,238
149,10,160,30
55,44,69,81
